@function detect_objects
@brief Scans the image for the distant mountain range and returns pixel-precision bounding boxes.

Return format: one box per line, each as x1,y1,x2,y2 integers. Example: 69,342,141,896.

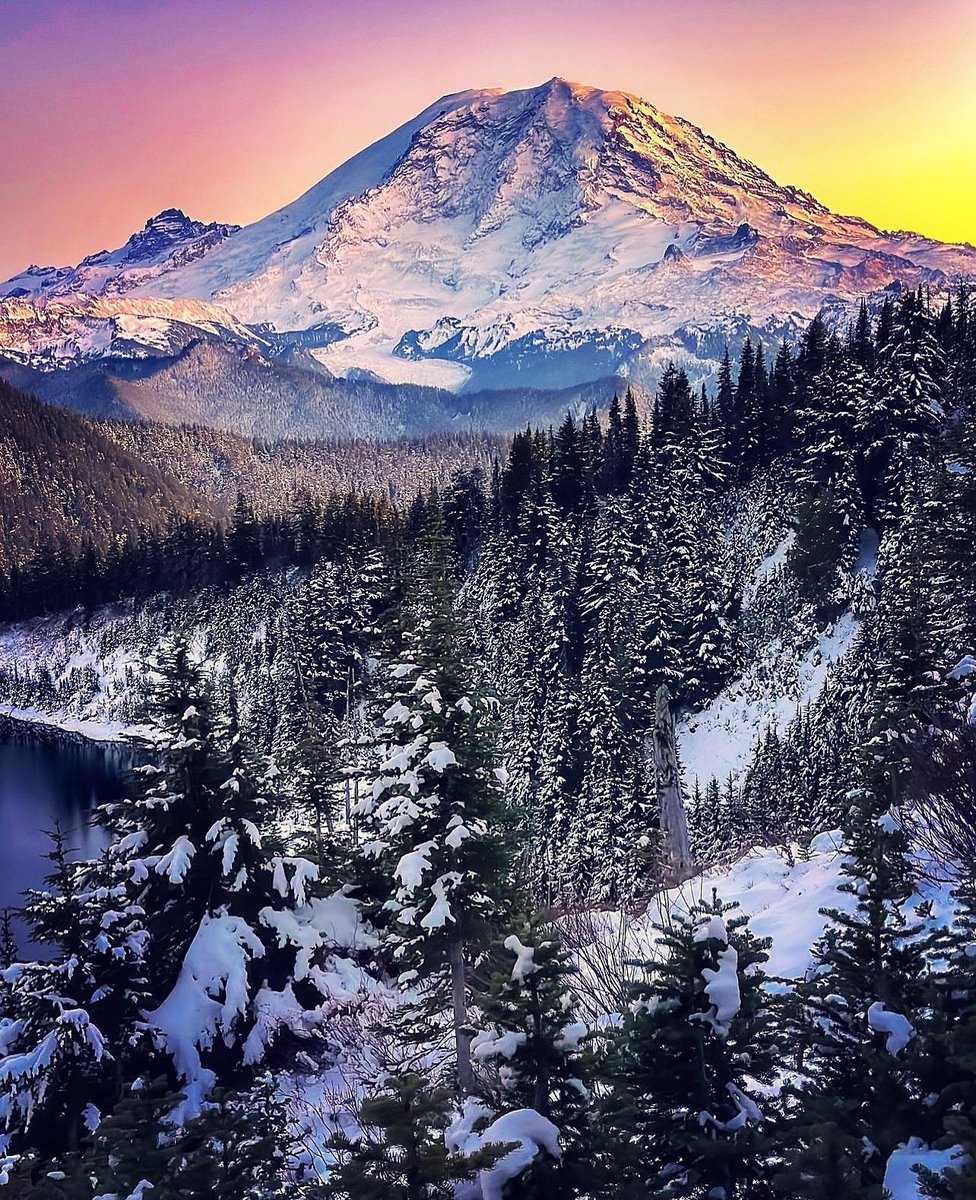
3,77,974,431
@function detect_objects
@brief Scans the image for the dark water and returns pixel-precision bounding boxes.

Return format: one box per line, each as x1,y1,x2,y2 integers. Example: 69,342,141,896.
0,724,126,925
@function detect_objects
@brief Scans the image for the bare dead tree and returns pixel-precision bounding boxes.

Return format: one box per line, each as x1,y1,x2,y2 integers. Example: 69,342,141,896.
904,720,976,881
556,904,632,1022
651,685,695,884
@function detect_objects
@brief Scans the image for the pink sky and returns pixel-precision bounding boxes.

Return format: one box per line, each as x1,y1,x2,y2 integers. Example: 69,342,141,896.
1,0,974,279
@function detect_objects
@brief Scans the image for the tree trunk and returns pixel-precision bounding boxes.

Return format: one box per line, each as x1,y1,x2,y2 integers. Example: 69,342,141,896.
449,937,475,1093
652,684,695,883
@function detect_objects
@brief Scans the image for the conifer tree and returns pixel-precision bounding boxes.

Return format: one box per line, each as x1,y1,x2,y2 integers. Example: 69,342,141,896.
352,517,514,1091
715,345,736,437
776,803,932,1197
324,1072,497,1199
89,639,341,1112
918,875,976,1199
473,917,594,1197
0,828,149,1160
604,892,781,1199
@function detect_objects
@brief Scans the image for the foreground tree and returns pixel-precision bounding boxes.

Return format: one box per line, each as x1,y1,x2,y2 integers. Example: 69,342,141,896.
324,1072,498,1200
776,804,931,1197
473,916,595,1197
603,892,781,1199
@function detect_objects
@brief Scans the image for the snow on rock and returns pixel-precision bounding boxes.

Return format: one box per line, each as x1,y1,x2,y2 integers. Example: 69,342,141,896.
883,1139,965,1200
867,1002,915,1056
44,79,966,393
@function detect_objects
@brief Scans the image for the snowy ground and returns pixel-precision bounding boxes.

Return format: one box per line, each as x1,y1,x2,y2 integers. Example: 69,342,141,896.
677,611,862,789
677,527,879,790
0,611,146,740
570,829,954,1008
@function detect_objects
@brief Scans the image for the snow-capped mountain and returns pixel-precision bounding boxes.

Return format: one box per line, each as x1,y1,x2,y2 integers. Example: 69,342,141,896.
4,78,975,390
1,209,240,300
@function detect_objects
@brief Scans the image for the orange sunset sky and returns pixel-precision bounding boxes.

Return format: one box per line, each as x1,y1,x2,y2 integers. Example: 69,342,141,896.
1,0,974,280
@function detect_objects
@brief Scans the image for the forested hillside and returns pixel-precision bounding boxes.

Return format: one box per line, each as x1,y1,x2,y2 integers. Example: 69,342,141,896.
0,343,622,439
0,382,503,618
0,378,211,582
1,285,975,1197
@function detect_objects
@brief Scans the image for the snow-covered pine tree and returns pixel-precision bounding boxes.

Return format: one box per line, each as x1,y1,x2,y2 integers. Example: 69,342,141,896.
864,504,942,808
472,916,594,1197
573,495,655,901
352,517,514,1092
75,1073,191,1199
324,1071,500,1200
792,336,866,601
92,638,349,1114
602,892,781,1200
71,1071,294,1199
164,1074,295,1199
524,534,587,904
918,874,976,1199
628,437,681,702
776,803,932,1197
0,827,149,1162
275,556,376,860
864,288,946,521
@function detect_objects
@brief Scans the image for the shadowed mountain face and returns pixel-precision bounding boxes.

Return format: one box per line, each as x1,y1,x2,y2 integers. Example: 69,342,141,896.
0,341,624,441
3,78,975,408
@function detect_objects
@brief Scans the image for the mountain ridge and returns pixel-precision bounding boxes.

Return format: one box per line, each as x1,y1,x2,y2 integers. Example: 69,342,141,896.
3,77,975,400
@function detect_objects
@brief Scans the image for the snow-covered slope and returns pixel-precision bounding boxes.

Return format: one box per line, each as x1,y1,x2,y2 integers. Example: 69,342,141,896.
4,78,976,389
0,294,262,369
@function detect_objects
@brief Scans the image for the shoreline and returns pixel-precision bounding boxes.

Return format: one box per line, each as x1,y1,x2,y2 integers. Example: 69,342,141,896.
0,705,137,747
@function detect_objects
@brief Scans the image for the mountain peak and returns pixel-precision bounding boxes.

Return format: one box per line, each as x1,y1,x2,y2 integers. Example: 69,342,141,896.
119,209,237,264
5,79,974,386
1,209,240,301
142,208,195,232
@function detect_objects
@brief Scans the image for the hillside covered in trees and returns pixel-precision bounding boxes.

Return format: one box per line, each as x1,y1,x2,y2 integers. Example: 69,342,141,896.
1,286,976,1197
